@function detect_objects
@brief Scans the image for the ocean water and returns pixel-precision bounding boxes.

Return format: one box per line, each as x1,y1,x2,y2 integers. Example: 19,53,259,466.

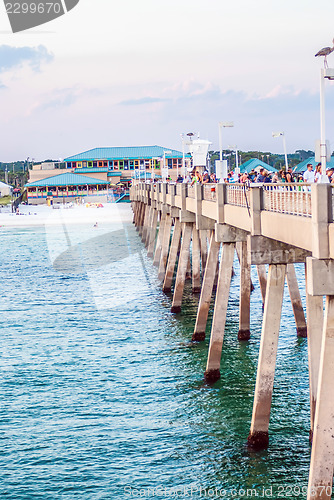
0,204,315,499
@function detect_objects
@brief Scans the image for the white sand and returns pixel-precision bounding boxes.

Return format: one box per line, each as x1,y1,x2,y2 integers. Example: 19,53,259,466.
0,202,133,227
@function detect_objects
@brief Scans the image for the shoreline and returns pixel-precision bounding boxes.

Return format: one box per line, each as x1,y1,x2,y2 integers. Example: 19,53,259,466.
0,203,132,228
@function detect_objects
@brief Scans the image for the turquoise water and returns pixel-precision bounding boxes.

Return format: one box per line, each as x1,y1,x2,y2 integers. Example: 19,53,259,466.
0,205,314,499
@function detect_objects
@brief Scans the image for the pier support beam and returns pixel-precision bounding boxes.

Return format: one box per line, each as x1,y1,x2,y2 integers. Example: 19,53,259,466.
192,225,201,293
137,202,144,233
256,265,267,306
306,288,324,444
199,230,208,271
153,212,165,266
139,204,147,238
171,222,192,313
307,296,334,500
158,214,172,280
204,243,235,383
162,218,182,293
247,263,286,450
192,232,220,341
144,207,153,247
238,240,251,341
147,209,158,258
286,263,307,338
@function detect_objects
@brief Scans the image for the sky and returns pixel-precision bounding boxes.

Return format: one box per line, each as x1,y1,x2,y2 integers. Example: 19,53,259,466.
0,0,334,161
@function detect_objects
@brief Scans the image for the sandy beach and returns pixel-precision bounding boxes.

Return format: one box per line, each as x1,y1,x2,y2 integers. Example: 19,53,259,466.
0,202,133,228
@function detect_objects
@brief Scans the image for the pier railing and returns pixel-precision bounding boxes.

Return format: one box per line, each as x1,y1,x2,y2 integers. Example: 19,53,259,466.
131,181,334,259
262,183,312,218
226,184,250,207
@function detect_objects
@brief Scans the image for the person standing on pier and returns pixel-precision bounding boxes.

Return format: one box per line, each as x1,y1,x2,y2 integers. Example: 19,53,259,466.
286,167,294,183
303,164,315,183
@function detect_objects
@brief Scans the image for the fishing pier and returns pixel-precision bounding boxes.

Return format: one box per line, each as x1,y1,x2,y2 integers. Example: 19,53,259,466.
131,180,334,500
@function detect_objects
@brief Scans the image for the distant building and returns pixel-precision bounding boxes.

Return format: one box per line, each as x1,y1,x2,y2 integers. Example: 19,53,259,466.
239,158,278,174
28,146,191,185
0,181,13,197
25,172,110,204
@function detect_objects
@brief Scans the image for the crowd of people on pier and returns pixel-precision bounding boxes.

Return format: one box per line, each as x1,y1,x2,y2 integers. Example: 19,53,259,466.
160,162,334,185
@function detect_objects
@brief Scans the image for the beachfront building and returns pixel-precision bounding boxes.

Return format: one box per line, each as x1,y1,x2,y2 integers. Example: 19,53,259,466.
28,146,191,185
25,172,110,205
238,158,278,174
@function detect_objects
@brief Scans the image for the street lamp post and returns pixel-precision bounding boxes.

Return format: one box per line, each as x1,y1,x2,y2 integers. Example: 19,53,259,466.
217,121,234,181
228,145,239,176
317,68,334,174
180,134,186,178
272,132,288,170
162,150,172,181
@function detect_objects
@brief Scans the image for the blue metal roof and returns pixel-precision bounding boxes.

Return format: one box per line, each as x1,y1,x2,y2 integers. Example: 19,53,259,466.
239,158,278,173
293,156,334,173
74,168,108,173
25,172,109,188
64,145,190,161
107,172,123,177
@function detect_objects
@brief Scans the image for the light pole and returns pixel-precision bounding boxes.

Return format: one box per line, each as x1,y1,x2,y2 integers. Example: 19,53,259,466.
266,154,270,165
180,134,186,178
317,68,334,174
217,122,233,181
218,121,234,161
162,150,172,181
272,132,288,171
228,145,239,175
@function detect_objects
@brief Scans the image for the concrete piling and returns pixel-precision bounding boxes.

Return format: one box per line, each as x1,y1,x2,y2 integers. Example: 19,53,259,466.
192,231,220,341
238,240,251,341
171,222,192,313
247,263,286,450
158,213,172,280
305,287,324,444
147,209,158,258
307,296,334,500
286,263,307,338
153,211,165,266
192,224,201,293
162,218,182,293
204,242,235,383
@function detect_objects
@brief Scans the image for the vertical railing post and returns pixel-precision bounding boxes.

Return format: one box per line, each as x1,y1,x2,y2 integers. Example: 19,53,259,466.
216,183,226,224
311,183,331,259
250,185,263,236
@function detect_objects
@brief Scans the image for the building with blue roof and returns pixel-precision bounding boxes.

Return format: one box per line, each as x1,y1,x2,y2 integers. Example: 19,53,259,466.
239,158,278,174
25,172,110,204
64,145,190,177
293,156,334,173
28,145,191,186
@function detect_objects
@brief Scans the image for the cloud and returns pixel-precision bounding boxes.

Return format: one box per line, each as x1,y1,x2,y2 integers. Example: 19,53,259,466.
119,96,170,106
0,45,53,73
30,86,102,113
